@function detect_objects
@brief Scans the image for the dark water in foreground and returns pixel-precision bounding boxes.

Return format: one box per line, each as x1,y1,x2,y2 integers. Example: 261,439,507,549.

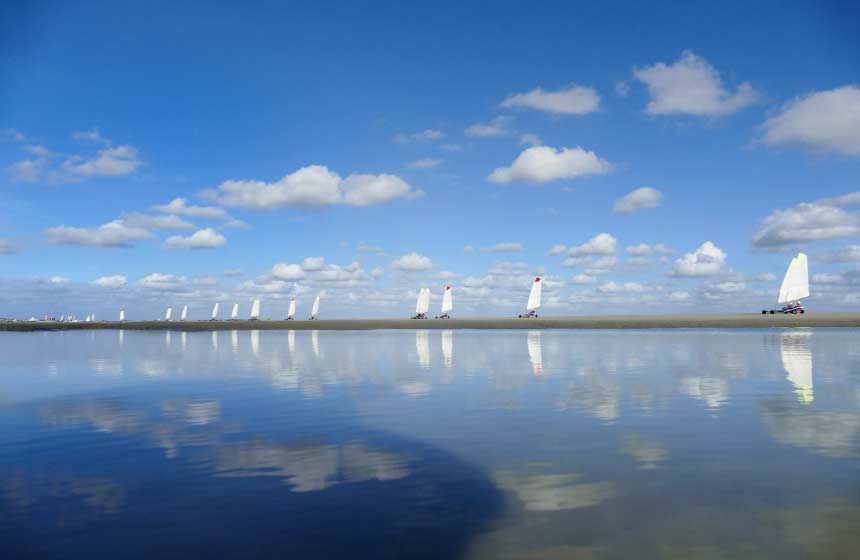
1,329,859,559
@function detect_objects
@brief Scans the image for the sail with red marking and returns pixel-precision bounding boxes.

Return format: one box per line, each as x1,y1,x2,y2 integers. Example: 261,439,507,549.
441,285,453,313
527,277,541,311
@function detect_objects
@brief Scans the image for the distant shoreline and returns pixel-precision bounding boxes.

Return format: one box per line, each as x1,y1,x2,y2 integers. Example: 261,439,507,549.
3,313,860,331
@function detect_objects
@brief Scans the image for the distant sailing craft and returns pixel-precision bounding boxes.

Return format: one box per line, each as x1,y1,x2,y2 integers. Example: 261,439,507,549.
763,253,809,314
286,297,296,320
412,288,430,320
250,299,261,321
519,277,541,318
438,285,453,319
309,295,320,320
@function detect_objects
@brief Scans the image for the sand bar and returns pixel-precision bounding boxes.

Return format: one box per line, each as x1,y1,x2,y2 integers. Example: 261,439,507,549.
3,312,860,332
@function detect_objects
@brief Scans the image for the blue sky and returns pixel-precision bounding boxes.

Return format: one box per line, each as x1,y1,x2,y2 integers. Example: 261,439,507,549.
1,0,859,319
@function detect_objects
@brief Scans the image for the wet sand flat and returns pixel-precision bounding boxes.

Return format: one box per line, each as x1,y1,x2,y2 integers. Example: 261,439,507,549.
4,312,860,331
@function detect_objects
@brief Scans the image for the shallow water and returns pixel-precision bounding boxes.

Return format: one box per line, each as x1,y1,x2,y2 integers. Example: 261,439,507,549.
1,329,859,559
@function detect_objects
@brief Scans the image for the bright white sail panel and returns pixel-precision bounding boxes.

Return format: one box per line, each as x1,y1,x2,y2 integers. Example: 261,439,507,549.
231,303,239,320
527,277,542,310
165,306,172,321
311,295,320,317
119,310,125,321
415,289,424,314
211,303,219,320
421,288,431,314
777,253,810,303
250,299,261,319
442,286,453,313
288,298,296,318
181,305,188,321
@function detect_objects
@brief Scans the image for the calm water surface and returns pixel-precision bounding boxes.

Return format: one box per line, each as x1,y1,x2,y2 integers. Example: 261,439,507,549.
1,329,859,559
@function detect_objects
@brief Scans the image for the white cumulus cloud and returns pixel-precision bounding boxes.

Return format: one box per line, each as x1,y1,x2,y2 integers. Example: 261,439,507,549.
477,242,523,253
489,146,613,184
752,193,860,248
45,220,154,248
613,187,663,214
406,158,443,169
760,85,860,157
568,233,618,256
92,275,128,288
63,145,143,178
633,50,758,116
272,263,306,281
153,197,227,219
500,85,600,115
207,165,421,210
465,116,512,137
669,241,727,277
817,245,860,263
163,228,227,250
392,252,432,271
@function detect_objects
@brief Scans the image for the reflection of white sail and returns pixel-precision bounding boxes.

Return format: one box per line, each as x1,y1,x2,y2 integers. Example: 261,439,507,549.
231,330,238,353
441,330,453,368
212,330,218,351
250,299,260,320
778,253,810,304
118,329,124,346
181,305,188,321
527,277,541,311
311,330,320,358
416,330,430,368
165,330,171,346
288,330,296,353
287,298,296,319
250,330,260,356
781,332,813,403
181,331,187,351
527,331,543,376
165,306,173,321
231,303,239,320
211,303,219,320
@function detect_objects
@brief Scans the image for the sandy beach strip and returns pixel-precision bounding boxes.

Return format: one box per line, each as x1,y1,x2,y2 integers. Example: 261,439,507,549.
3,312,860,331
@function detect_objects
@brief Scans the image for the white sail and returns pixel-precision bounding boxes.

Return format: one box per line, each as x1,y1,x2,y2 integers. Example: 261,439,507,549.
778,253,810,303
527,277,542,311
781,332,813,403
311,295,320,318
211,303,220,320
91,313,96,322
442,285,453,313
416,288,430,314
165,306,172,321
288,298,296,319
181,305,188,321
231,302,239,320
119,309,125,321
250,299,261,320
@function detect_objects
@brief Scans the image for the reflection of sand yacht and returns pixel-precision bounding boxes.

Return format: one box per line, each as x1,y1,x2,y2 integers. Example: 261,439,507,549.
165,331,171,347
231,330,238,353
288,330,296,353
441,330,453,368
212,330,218,351
118,329,124,347
416,330,430,368
527,331,543,376
781,331,813,404
181,331,187,351
312,330,320,358
250,330,260,356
